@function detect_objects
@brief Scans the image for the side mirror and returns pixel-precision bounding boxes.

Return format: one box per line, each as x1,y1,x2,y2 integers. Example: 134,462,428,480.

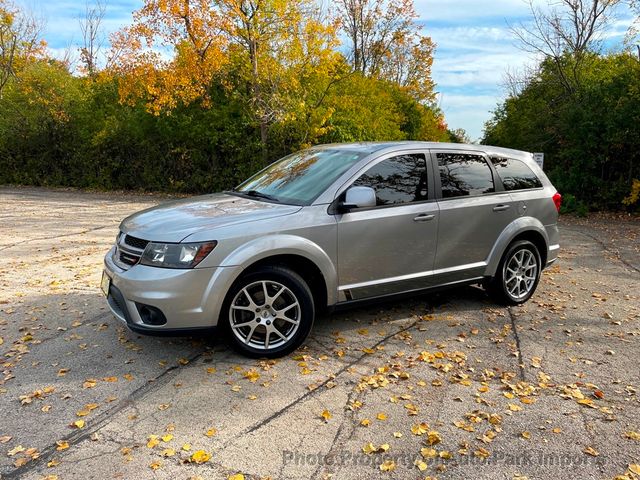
340,186,377,212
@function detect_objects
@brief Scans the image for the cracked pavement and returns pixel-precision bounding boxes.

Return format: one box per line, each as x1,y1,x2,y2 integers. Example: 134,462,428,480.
0,186,639,480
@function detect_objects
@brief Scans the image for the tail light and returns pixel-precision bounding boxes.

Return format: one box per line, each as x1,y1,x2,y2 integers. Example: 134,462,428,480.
552,192,562,212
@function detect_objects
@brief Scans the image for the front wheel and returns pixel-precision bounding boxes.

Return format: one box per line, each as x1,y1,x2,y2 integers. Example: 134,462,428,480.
222,266,315,358
487,240,542,305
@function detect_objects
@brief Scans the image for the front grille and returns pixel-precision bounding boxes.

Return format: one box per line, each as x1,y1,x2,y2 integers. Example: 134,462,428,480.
124,235,149,250
113,232,147,270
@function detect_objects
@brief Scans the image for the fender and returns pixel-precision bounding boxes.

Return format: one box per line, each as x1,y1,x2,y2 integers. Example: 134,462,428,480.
484,217,549,277
219,234,339,306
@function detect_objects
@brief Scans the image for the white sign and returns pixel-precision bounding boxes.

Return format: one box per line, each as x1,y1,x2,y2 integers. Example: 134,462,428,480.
533,152,544,169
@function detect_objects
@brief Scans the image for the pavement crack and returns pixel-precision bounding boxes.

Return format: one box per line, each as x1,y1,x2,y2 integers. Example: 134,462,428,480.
562,226,640,274
0,225,112,253
0,349,206,479
507,307,526,381
228,318,420,442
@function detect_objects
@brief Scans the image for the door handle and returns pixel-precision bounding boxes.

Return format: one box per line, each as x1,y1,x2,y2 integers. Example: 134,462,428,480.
413,213,435,222
493,204,511,212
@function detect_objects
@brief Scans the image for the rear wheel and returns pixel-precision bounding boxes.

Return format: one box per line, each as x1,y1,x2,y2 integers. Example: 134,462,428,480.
487,240,541,305
222,266,314,358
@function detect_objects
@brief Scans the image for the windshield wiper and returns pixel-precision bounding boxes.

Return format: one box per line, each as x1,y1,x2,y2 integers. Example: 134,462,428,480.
239,189,279,202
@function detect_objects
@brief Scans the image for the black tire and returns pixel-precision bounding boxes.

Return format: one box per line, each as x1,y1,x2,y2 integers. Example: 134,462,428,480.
487,240,542,306
221,265,315,358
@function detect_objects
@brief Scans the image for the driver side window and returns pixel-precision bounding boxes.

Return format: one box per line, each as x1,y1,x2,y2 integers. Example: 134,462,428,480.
353,153,428,206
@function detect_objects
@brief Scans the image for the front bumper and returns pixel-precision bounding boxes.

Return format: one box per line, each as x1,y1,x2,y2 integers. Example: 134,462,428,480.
103,246,241,332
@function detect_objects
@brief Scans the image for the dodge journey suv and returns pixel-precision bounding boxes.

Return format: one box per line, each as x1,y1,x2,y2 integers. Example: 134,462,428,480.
102,142,561,357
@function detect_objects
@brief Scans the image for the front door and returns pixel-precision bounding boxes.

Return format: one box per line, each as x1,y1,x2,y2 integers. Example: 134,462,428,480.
336,152,439,301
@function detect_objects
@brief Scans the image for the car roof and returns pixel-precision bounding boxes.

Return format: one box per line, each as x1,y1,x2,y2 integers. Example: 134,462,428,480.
312,141,533,160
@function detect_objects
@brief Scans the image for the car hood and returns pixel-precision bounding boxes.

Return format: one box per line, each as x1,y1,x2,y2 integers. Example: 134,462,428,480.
120,193,302,243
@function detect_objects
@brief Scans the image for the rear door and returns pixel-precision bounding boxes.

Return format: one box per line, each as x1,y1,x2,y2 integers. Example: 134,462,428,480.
431,149,517,283
336,151,439,300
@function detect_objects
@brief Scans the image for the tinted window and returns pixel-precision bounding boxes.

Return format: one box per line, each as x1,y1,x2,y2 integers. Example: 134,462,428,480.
437,153,494,198
353,154,428,206
491,157,542,191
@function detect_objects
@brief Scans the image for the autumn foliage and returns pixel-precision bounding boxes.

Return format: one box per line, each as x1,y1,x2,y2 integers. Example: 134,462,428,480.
0,0,452,193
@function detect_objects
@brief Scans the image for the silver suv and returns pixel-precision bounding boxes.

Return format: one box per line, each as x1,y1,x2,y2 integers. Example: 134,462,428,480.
102,142,561,357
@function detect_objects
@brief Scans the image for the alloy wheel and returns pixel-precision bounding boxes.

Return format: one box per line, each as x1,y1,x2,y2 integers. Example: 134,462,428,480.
228,280,301,350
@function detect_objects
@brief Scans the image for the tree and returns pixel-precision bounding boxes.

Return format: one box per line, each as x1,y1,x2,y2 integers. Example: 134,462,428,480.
0,0,43,98
110,0,228,114
334,0,436,104
511,0,620,93
79,0,106,76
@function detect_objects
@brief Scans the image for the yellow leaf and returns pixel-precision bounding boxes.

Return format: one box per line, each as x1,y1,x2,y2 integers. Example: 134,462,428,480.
161,448,175,457
411,423,429,435
508,403,523,412
182,443,191,451
376,412,387,421
82,379,97,389
426,430,442,446
147,435,159,448
190,450,211,464
123,374,134,381
362,442,377,454
244,369,260,382
415,459,428,471
321,410,332,422
421,447,437,458
228,475,245,480
8,445,25,456
161,434,173,442
379,460,396,472
55,441,69,451
474,447,490,458
360,419,370,427
57,369,68,377
624,431,640,441
47,458,60,468
76,410,90,417
71,420,85,429
206,428,217,437
103,376,118,382
206,367,217,374
628,464,640,475
149,460,162,470
393,432,402,438
178,358,189,365
521,431,531,439
583,446,599,457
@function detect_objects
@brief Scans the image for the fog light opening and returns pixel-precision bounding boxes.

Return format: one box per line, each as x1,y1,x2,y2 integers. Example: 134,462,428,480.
136,304,167,326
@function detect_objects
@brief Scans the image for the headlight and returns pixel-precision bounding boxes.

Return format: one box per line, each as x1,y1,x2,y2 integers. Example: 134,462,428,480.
140,241,217,269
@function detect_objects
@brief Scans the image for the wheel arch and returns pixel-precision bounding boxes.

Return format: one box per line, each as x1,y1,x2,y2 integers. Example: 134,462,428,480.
485,218,549,277
220,235,337,309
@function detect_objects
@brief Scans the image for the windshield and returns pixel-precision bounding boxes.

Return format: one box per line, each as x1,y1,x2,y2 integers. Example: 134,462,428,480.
233,148,368,205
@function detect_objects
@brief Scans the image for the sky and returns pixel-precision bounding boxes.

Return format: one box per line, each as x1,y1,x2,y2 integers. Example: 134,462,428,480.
17,0,634,141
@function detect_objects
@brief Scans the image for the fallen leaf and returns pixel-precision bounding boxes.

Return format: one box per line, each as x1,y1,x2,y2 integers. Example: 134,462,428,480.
149,460,162,470
379,460,396,472
55,441,69,451
583,446,599,457
376,413,387,421
71,420,85,429
320,410,332,422
190,450,211,464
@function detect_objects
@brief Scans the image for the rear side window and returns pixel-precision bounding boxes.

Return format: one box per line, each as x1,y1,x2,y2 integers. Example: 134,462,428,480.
491,157,543,191
353,153,428,206
437,153,495,198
